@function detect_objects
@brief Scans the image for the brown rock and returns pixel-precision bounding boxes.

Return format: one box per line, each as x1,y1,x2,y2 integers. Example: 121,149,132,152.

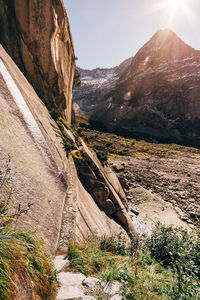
0,0,75,123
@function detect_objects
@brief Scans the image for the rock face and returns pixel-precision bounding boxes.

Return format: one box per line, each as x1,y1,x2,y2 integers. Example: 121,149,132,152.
0,0,75,123
74,29,200,147
0,44,68,253
0,44,133,254
0,0,135,254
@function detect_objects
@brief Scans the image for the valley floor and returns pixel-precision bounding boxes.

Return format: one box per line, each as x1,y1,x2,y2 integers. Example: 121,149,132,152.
78,128,200,230
109,151,199,231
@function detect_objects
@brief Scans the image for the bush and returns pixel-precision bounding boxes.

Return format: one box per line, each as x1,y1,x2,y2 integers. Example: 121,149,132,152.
49,106,62,121
76,127,83,135
67,243,116,277
95,150,108,165
67,235,175,300
99,232,127,256
143,223,200,298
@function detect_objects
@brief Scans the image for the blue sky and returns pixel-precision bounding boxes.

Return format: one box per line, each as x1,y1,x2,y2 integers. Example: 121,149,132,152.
64,0,200,69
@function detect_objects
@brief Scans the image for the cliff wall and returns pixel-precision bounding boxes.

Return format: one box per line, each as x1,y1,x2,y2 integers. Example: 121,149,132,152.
0,0,75,123
0,0,136,256
0,44,133,254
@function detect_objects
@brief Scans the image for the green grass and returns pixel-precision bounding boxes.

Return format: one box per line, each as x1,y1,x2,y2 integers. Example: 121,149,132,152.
0,158,57,299
76,128,199,158
0,230,57,300
66,226,200,299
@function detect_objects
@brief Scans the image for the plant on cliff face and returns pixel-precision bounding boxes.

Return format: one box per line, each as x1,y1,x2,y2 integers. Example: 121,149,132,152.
73,68,81,88
49,106,62,121
0,230,57,299
95,150,108,165
0,157,33,232
0,156,12,230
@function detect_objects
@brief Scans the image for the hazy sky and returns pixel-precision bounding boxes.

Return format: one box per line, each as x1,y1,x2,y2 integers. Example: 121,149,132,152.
64,0,200,69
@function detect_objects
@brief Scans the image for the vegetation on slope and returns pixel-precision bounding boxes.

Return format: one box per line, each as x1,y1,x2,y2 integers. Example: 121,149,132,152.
76,127,200,158
0,158,57,299
66,225,200,299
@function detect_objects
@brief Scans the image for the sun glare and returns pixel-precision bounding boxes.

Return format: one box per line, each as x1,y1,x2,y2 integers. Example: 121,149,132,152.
145,0,193,27
168,0,187,11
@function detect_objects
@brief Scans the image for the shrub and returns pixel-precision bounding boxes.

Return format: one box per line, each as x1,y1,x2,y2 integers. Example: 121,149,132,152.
143,223,200,298
95,150,108,165
49,106,62,121
67,243,116,277
99,232,127,256
76,127,83,135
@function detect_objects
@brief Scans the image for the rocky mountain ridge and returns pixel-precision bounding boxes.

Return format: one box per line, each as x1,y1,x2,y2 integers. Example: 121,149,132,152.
74,29,200,147
73,57,132,118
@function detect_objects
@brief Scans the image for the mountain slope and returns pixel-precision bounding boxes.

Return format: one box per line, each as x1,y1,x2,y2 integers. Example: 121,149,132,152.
73,57,132,120
74,29,200,147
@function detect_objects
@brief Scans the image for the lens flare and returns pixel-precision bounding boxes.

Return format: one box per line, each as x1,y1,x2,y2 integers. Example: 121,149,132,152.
123,90,132,100
139,55,151,71
143,55,150,66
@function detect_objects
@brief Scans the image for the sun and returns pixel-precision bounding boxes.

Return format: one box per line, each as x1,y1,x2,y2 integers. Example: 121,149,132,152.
168,0,187,11
144,0,194,28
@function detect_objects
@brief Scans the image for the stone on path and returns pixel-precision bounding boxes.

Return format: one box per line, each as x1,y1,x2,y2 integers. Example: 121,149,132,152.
54,255,69,272
57,272,86,300
82,276,101,289
104,280,121,296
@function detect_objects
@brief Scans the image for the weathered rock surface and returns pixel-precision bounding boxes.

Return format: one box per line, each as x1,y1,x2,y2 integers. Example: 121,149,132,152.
56,270,122,300
57,272,86,300
0,0,75,123
0,44,69,253
0,45,133,255
74,29,200,147
72,139,135,234
103,281,121,296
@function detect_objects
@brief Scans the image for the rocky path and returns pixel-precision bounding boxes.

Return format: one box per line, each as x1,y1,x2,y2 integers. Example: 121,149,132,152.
109,150,200,230
54,256,122,300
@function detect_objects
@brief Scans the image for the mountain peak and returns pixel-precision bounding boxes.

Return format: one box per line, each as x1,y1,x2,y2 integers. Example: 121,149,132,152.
132,29,197,69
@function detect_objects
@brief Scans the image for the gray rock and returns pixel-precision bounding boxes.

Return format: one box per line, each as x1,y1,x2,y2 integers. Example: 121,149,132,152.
54,255,69,272
57,272,86,300
58,272,86,286
104,280,121,296
82,276,101,289
111,295,123,300
78,297,97,300
70,297,97,300
57,286,84,300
